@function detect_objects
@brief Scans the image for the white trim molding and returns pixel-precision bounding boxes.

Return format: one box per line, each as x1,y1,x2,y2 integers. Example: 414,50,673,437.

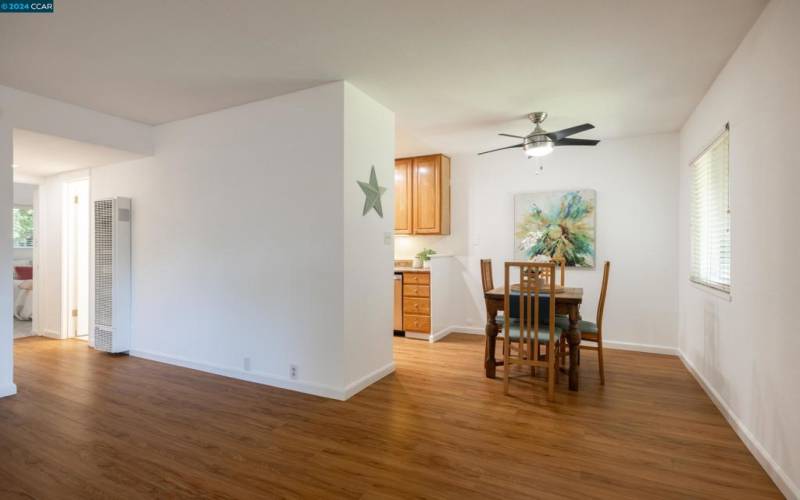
430,326,679,357
601,340,678,356
0,383,17,398
430,326,484,343
680,352,799,500
40,329,63,339
130,349,393,402
343,362,395,400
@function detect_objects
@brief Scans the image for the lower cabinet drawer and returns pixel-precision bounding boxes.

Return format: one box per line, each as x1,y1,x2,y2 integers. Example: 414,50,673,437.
403,297,430,315
403,284,430,298
403,314,431,333
403,272,430,285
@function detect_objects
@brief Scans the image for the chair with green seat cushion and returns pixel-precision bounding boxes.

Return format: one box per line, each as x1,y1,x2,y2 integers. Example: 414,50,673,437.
506,322,562,343
481,260,508,332
550,315,597,334
557,261,611,385
481,259,512,369
501,261,562,401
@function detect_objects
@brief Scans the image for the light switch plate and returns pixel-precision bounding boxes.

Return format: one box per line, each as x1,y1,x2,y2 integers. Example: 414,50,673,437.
384,232,393,245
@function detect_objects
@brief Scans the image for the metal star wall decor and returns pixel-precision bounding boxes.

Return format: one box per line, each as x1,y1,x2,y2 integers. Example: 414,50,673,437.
357,165,387,218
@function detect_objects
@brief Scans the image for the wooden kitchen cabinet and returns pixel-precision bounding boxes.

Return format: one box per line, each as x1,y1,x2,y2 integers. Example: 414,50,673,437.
394,158,413,234
394,154,450,235
401,271,431,334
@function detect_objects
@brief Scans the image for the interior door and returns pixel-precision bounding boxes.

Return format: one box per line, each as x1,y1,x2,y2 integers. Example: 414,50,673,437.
394,159,413,234
412,155,441,234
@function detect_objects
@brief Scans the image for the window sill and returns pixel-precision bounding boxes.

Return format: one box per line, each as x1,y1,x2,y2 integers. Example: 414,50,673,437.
689,281,732,302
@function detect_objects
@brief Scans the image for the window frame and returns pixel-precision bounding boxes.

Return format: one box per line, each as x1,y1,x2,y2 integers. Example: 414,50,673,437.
689,123,732,297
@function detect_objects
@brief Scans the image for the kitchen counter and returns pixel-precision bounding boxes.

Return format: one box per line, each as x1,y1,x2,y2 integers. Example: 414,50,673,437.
394,267,430,273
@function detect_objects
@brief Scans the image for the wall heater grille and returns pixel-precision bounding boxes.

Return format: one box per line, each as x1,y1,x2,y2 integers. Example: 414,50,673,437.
94,199,113,328
91,197,132,353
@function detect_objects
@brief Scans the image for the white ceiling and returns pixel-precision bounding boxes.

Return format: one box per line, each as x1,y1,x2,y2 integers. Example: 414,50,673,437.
13,129,145,178
0,0,766,154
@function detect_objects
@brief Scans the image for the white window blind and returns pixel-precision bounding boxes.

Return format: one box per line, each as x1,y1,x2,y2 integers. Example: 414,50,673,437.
691,125,731,293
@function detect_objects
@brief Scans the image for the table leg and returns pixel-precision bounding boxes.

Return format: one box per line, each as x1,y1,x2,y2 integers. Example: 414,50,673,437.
484,301,500,378
567,304,581,391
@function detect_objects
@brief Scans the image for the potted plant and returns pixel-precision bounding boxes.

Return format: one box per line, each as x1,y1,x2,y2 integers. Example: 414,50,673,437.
416,248,437,269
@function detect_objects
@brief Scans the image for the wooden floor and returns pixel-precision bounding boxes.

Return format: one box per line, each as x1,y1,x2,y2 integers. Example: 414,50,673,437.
0,335,781,499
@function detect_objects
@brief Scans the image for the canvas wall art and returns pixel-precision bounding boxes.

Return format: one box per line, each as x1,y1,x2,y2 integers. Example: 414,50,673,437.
513,190,596,268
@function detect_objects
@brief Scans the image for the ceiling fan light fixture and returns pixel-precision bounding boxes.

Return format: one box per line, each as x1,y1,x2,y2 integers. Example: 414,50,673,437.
523,137,553,157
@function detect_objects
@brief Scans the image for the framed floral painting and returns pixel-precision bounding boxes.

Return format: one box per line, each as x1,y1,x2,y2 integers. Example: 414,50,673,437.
513,190,596,268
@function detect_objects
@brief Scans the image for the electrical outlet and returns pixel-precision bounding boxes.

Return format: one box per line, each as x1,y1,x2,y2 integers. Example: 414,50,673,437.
243,357,251,372
383,232,393,245
290,364,298,380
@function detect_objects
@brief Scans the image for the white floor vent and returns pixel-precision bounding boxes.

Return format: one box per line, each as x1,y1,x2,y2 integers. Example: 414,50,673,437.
91,197,132,353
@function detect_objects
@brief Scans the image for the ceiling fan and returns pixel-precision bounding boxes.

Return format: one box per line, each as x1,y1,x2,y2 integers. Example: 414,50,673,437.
478,112,600,158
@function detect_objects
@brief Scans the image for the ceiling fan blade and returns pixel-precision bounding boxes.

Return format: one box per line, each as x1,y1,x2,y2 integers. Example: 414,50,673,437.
498,133,525,139
554,138,600,146
477,143,524,155
544,123,595,141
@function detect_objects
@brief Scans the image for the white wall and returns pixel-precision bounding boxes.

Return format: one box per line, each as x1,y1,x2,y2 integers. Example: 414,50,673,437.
397,134,679,350
1,85,153,398
0,126,12,396
342,83,396,390
678,0,800,496
90,82,394,399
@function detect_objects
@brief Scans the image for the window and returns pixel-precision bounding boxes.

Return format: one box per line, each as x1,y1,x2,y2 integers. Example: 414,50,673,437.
690,125,730,294
13,206,34,249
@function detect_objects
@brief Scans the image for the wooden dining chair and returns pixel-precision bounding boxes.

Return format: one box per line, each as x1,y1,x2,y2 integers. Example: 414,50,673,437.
540,256,565,287
480,259,495,295
559,261,610,384
481,259,508,369
503,261,561,401
482,258,512,322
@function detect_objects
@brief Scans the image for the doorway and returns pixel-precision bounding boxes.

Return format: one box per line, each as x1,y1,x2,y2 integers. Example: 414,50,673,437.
64,179,90,340
12,183,37,338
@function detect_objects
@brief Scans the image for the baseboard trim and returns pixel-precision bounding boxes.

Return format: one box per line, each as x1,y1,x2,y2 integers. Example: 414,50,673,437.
429,326,678,357
679,351,798,499
602,340,678,356
343,362,395,400
430,326,484,343
0,383,17,398
40,329,63,339
405,332,430,341
130,349,349,401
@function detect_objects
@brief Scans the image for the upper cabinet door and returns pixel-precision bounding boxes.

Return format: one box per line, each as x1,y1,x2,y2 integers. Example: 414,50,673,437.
412,155,450,235
394,159,413,234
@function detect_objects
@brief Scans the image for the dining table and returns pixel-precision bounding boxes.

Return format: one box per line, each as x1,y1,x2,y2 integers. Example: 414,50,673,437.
483,286,584,391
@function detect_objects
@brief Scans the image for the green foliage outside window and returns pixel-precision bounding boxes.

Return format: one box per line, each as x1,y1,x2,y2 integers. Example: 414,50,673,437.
13,207,33,248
